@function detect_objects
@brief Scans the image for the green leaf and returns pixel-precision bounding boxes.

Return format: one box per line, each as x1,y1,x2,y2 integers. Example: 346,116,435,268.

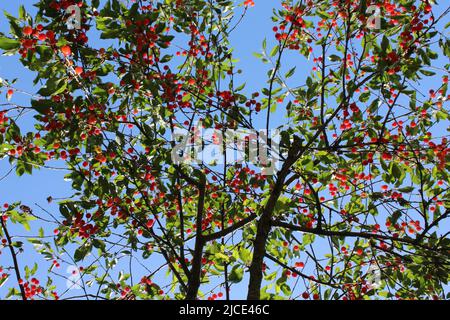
265,271,277,281
74,244,92,262
285,67,296,78
3,11,22,37
280,283,291,296
359,91,371,103
31,99,52,114
419,69,436,76
18,5,26,20
381,35,389,53
0,37,20,50
398,186,414,193
328,54,341,62
270,45,279,57
92,239,106,252
229,265,244,283
214,252,230,263
391,162,401,179
303,233,315,246
38,78,67,97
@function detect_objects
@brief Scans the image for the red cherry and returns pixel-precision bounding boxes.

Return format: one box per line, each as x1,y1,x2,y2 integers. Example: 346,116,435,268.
146,219,155,228
23,26,33,36
61,45,72,57
74,66,83,75
6,89,14,100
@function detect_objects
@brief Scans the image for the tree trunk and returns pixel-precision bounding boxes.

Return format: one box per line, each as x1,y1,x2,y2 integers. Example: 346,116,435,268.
247,142,302,299
185,238,205,300
185,179,206,300
247,169,290,299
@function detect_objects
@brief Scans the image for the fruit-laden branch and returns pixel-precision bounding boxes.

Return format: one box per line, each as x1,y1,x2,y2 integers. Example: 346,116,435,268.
264,253,340,289
415,209,450,244
271,220,448,253
202,212,257,242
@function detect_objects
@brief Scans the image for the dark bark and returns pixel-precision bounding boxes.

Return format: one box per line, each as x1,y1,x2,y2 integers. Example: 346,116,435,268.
185,178,206,300
185,237,205,300
246,178,285,300
246,144,301,300
0,218,26,300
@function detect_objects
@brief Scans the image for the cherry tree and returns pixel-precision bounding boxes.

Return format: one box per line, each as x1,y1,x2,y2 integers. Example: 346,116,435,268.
0,0,449,300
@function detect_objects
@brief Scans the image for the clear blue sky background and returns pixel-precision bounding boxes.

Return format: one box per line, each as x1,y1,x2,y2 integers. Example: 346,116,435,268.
0,0,449,299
